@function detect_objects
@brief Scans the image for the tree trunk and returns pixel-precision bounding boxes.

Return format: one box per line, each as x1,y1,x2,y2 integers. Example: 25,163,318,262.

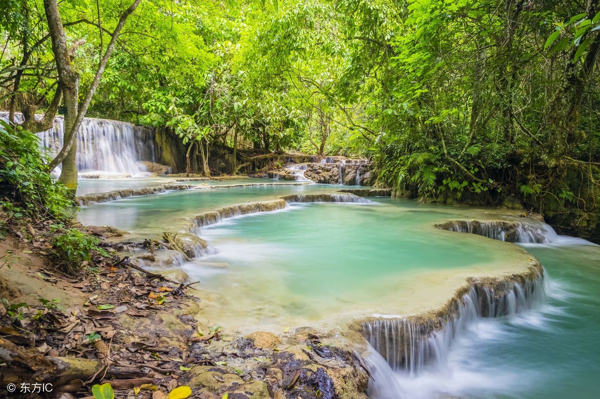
185,141,195,177
232,127,238,172
58,83,79,189
198,138,211,177
44,0,141,185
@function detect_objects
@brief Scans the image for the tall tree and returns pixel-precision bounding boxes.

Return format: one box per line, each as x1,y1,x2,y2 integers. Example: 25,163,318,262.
43,0,141,189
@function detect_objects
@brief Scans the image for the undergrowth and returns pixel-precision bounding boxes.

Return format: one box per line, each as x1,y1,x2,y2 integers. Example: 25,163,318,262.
0,120,73,222
0,121,109,274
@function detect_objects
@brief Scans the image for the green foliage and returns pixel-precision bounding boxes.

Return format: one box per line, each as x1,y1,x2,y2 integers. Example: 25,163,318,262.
0,122,74,221
92,383,115,399
50,226,108,274
0,298,28,320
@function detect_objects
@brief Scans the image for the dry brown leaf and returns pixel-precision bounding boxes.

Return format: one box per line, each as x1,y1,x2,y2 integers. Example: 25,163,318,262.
152,391,168,399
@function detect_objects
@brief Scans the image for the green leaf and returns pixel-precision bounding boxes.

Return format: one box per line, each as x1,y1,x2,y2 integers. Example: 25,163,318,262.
549,37,569,55
179,366,191,371
574,38,593,61
568,13,587,25
544,31,561,49
92,383,115,399
97,304,115,310
593,12,600,24
575,25,591,39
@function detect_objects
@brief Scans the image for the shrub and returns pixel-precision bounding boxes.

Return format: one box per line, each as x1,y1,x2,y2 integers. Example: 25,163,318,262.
0,120,73,222
50,227,108,274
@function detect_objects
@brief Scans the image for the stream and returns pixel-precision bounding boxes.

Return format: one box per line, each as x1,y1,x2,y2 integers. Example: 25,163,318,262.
78,177,600,398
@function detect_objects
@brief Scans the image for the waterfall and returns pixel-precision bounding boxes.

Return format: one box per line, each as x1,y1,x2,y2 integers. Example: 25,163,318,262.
356,168,361,186
339,160,345,184
1,112,155,176
280,193,371,203
285,164,312,182
436,220,560,244
364,272,547,397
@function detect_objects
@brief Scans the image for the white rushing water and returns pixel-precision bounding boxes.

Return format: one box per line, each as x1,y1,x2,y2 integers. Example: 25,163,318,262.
364,273,549,398
285,163,313,182
441,219,595,246
1,112,155,176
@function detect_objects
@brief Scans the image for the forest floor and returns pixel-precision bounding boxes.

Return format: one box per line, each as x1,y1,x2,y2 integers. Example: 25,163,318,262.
0,223,369,399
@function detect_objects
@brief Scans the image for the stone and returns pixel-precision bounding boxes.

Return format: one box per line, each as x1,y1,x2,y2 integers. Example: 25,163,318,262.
245,331,281,349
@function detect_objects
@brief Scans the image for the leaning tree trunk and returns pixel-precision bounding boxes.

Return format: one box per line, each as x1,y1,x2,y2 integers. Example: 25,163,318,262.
44,0,141,190
59,83,79,189
185,141,195,177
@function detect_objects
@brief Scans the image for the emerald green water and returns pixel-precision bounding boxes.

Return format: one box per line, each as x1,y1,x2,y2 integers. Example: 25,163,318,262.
187,199,516,323
78,183,600,398
76,177,272,195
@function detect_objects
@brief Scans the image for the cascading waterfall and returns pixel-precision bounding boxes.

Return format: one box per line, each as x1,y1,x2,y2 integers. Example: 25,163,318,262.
280,193,371,203
436,220,560,244
356,168,361,186
1,112,155,176
339,160,345,184
285,163,312,182
363,271,547,397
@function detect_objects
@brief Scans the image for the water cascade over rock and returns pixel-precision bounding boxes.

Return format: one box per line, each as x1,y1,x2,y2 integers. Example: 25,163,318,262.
76,184,194,206
362,265,546,399
339,188,392,197
280,193,371,203
435,220,560,243
267,158,375,185
191,200,288,230
1,112,156,176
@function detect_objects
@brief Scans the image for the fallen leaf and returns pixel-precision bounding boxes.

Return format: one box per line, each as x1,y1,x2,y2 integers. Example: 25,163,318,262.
115,305,128,313
97,304,115,310
152,392,168,399
133,387,141,395
140,384,158,391
91,383,114,399
179,366,191,371
168,386,192,399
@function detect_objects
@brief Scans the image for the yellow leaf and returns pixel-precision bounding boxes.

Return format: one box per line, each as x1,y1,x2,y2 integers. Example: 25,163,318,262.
134,387,141,395
168,386,192,399
284,327,290,333
222,395,229,399
140,384,158,391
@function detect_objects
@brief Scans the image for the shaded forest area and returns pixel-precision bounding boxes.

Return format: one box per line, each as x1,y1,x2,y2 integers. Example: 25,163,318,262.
1,0,600,240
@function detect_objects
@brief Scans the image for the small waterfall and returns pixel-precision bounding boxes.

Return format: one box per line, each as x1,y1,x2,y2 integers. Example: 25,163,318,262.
356,168,361,186
1,112,155,176
363,272,546,382
436,220,560,244
280,193,371,203
339,160,345,184
285,164,312,182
